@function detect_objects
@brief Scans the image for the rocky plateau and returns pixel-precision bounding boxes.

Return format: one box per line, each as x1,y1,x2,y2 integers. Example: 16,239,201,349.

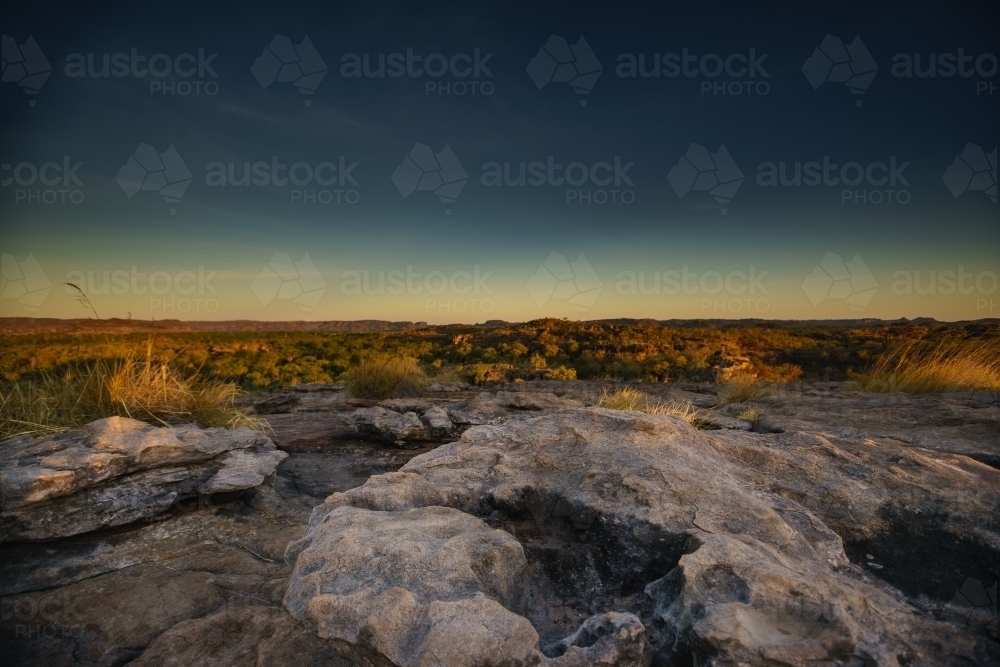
1,381,997,666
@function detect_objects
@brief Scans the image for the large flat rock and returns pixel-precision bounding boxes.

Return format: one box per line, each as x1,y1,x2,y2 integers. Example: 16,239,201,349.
740,389,1000,467
288,408,999,666
0,417,286,542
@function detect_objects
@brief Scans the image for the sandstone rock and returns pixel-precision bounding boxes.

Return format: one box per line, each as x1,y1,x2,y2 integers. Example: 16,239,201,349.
0,419,435,667
292,408,998,666
284,505,540,666
421,405,454,438
693,409,753,430
265,412,359,448
284,504,650,667
446,391,584,427
252,394,300,414
378,397,441,413
742,390,1000,466
0,417,286,543
484,390,585,411
425,381,473,392
349,407,425,443
128,605,351,667
0,490,310,667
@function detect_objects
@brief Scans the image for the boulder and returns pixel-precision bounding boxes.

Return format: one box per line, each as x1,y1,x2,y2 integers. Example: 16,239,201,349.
421,405,454,439
289,408,999,666
349,407,425,443
284,504,649,667
0,417,286,543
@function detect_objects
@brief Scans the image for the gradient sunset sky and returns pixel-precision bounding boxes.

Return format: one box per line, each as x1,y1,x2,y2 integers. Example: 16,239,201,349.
2,0,997,323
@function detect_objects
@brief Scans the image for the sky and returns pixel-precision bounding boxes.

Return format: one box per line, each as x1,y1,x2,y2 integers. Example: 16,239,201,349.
1,0,998,323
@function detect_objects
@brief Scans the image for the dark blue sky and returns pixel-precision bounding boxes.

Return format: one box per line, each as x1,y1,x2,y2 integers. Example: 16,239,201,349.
1,0,997,322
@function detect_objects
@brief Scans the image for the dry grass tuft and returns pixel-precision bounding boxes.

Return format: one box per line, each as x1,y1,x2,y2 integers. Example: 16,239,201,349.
594,387,709,428
717,372,771,406
854,337,1000,394
345,356,428,399
735,405,764,428
0,343,264,441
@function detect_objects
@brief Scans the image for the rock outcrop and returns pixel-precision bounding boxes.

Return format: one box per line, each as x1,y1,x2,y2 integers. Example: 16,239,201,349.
726,388,1000,466
0,417,286,542
287,408,999,666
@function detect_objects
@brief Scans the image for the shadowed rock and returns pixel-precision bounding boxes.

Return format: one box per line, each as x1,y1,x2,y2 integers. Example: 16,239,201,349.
288,408,999,666
0,417,286,542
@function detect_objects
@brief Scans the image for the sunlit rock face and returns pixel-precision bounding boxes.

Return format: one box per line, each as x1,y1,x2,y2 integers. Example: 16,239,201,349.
286,407,1000,666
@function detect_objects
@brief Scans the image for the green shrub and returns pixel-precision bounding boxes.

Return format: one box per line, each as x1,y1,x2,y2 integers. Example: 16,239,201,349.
548,365,577,380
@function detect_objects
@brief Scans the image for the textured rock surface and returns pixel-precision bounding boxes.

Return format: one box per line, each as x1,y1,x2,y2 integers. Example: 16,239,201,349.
446,390,585,427
0,436,430,667
349,406,426,443
4,384,998,667
0,417,286,542
736,389,1000,466
290,408,999,666
127,606,351,667
284,504,650,666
